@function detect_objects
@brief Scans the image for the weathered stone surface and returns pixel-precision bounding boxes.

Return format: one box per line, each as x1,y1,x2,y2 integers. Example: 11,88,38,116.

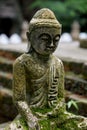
65,75,87,96
5,114,87,130
0,88,18,123
63,60,83,74
66,91,87,117
71,21,80,41
0,57,13,72
79,39,87,48
5,8,87,130
0,122,11,130
0,71,12,89
83,62,87,79
0,50,22,60
0,8,87,130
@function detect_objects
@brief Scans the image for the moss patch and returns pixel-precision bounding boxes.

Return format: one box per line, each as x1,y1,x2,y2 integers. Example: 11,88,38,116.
19,118,28,130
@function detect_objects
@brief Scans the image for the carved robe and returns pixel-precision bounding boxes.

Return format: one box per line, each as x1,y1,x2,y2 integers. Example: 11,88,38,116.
13,53,65,111
6,53,87,130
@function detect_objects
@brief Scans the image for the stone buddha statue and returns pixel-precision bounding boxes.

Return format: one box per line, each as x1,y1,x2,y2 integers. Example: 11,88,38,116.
5,8,87,130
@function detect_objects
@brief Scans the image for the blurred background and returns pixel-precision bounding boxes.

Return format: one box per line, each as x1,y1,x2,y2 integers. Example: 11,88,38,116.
0,0,87,36
0,0,87,128
0,0,87,44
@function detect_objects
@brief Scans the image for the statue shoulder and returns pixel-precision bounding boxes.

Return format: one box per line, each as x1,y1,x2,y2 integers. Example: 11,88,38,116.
52,55,64,67
52,55,65,77
13,53,31,67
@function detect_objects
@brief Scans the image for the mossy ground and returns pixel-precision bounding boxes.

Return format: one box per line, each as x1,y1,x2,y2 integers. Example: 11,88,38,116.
19,117,80,130
5,108,87,130
5,117,85,130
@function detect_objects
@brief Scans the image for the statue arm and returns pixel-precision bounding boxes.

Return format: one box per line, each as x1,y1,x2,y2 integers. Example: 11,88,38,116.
13,58,38,129
47,60,66,117
54,60,66,114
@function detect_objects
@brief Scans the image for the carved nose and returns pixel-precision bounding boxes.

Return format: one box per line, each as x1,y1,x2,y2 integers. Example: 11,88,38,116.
50,41,54,47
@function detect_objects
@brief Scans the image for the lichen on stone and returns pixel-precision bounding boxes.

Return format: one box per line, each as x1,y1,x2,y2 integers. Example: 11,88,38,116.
5,8,87,130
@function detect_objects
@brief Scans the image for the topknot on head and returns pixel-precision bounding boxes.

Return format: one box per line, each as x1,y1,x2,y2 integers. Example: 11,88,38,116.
33,8,57,20
29,8,61,33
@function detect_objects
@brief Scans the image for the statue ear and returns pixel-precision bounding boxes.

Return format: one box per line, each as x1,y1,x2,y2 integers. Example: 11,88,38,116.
26,32,30,41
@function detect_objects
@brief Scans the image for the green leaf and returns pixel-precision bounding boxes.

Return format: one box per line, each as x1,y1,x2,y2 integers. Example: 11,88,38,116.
67,100,78,110
71,100,78,110
67,100,72,109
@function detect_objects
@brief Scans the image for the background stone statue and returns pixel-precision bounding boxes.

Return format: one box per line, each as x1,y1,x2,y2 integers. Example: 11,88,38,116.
5,8,87,130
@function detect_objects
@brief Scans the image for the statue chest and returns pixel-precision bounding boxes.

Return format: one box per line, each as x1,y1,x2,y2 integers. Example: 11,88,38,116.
24,58,49,79
25,67,49,108
24,60,49,107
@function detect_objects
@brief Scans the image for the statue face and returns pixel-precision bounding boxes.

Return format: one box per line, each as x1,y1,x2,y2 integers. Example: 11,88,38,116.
29,27,61,56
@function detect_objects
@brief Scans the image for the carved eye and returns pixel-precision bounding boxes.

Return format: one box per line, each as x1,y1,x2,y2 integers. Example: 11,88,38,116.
39,34,50,43
54,35,60,42
41,37,49,41
40,37,50,44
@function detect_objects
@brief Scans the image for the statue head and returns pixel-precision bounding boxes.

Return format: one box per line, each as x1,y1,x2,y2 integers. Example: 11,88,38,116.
27,8,62,56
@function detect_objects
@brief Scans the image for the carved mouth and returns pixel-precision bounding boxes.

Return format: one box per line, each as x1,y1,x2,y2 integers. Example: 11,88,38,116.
46,47,55,51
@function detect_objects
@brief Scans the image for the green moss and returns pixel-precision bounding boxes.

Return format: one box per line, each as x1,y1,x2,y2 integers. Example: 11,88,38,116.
60,121,78,130
5,116,84,130
39,119,50,130
39,117,79,130
19,118,28,130
32,107,52,115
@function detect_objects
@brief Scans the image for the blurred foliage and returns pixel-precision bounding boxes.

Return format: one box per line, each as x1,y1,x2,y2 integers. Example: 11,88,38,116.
30,0,87,32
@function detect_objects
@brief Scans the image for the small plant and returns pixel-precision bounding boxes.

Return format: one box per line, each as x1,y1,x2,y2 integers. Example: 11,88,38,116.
67,100,78,110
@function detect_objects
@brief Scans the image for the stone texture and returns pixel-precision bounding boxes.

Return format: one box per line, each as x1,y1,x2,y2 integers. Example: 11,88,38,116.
0,49,22,60
0,57,13,73
63,60,83,74
7,8,87,130
0,88,18,123
66,91,87,117
0,71,12,89
65,75,87,96
83,62,87,79
79,39,87,48
0,8,87,130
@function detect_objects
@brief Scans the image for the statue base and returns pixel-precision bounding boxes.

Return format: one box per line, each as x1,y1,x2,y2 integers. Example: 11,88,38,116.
5,113,87,130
